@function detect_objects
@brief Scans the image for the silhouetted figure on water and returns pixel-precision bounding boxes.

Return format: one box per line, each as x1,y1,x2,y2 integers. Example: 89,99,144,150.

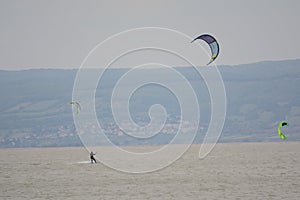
90,151,97,164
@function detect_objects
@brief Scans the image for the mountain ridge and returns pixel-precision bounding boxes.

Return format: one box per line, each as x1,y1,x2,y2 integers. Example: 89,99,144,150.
0,59,299,147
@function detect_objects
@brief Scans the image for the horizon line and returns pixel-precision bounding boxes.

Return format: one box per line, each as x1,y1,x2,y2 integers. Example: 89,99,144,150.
1,58,300,72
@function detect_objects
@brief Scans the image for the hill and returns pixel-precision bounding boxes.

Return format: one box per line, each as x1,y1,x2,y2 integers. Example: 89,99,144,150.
0,59,299,147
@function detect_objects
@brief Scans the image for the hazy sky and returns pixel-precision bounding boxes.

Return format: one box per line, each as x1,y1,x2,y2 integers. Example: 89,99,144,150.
0,0,299,70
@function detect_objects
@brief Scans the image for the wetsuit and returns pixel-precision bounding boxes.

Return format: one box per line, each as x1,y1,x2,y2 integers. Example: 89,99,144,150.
90,152,97,163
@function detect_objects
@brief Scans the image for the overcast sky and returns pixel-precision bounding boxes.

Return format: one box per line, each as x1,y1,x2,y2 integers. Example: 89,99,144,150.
0,0,299,70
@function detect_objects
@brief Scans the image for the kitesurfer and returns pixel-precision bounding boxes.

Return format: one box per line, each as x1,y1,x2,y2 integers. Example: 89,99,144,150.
90,151,97,163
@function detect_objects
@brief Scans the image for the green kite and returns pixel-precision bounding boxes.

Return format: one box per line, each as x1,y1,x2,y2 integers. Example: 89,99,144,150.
278,121,288,140
69,101,81,115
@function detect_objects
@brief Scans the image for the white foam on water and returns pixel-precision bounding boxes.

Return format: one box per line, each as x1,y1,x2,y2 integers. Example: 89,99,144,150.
75,161,92,164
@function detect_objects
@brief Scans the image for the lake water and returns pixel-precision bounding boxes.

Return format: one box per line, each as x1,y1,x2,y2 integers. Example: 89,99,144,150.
0,142,299,199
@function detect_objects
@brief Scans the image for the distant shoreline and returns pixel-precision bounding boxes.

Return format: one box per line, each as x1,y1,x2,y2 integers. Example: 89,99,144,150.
0,140,298,150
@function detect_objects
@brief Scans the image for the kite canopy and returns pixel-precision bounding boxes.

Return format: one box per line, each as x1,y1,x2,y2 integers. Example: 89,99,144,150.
278,121,288,140
69,101,81,115
191,34,219,65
